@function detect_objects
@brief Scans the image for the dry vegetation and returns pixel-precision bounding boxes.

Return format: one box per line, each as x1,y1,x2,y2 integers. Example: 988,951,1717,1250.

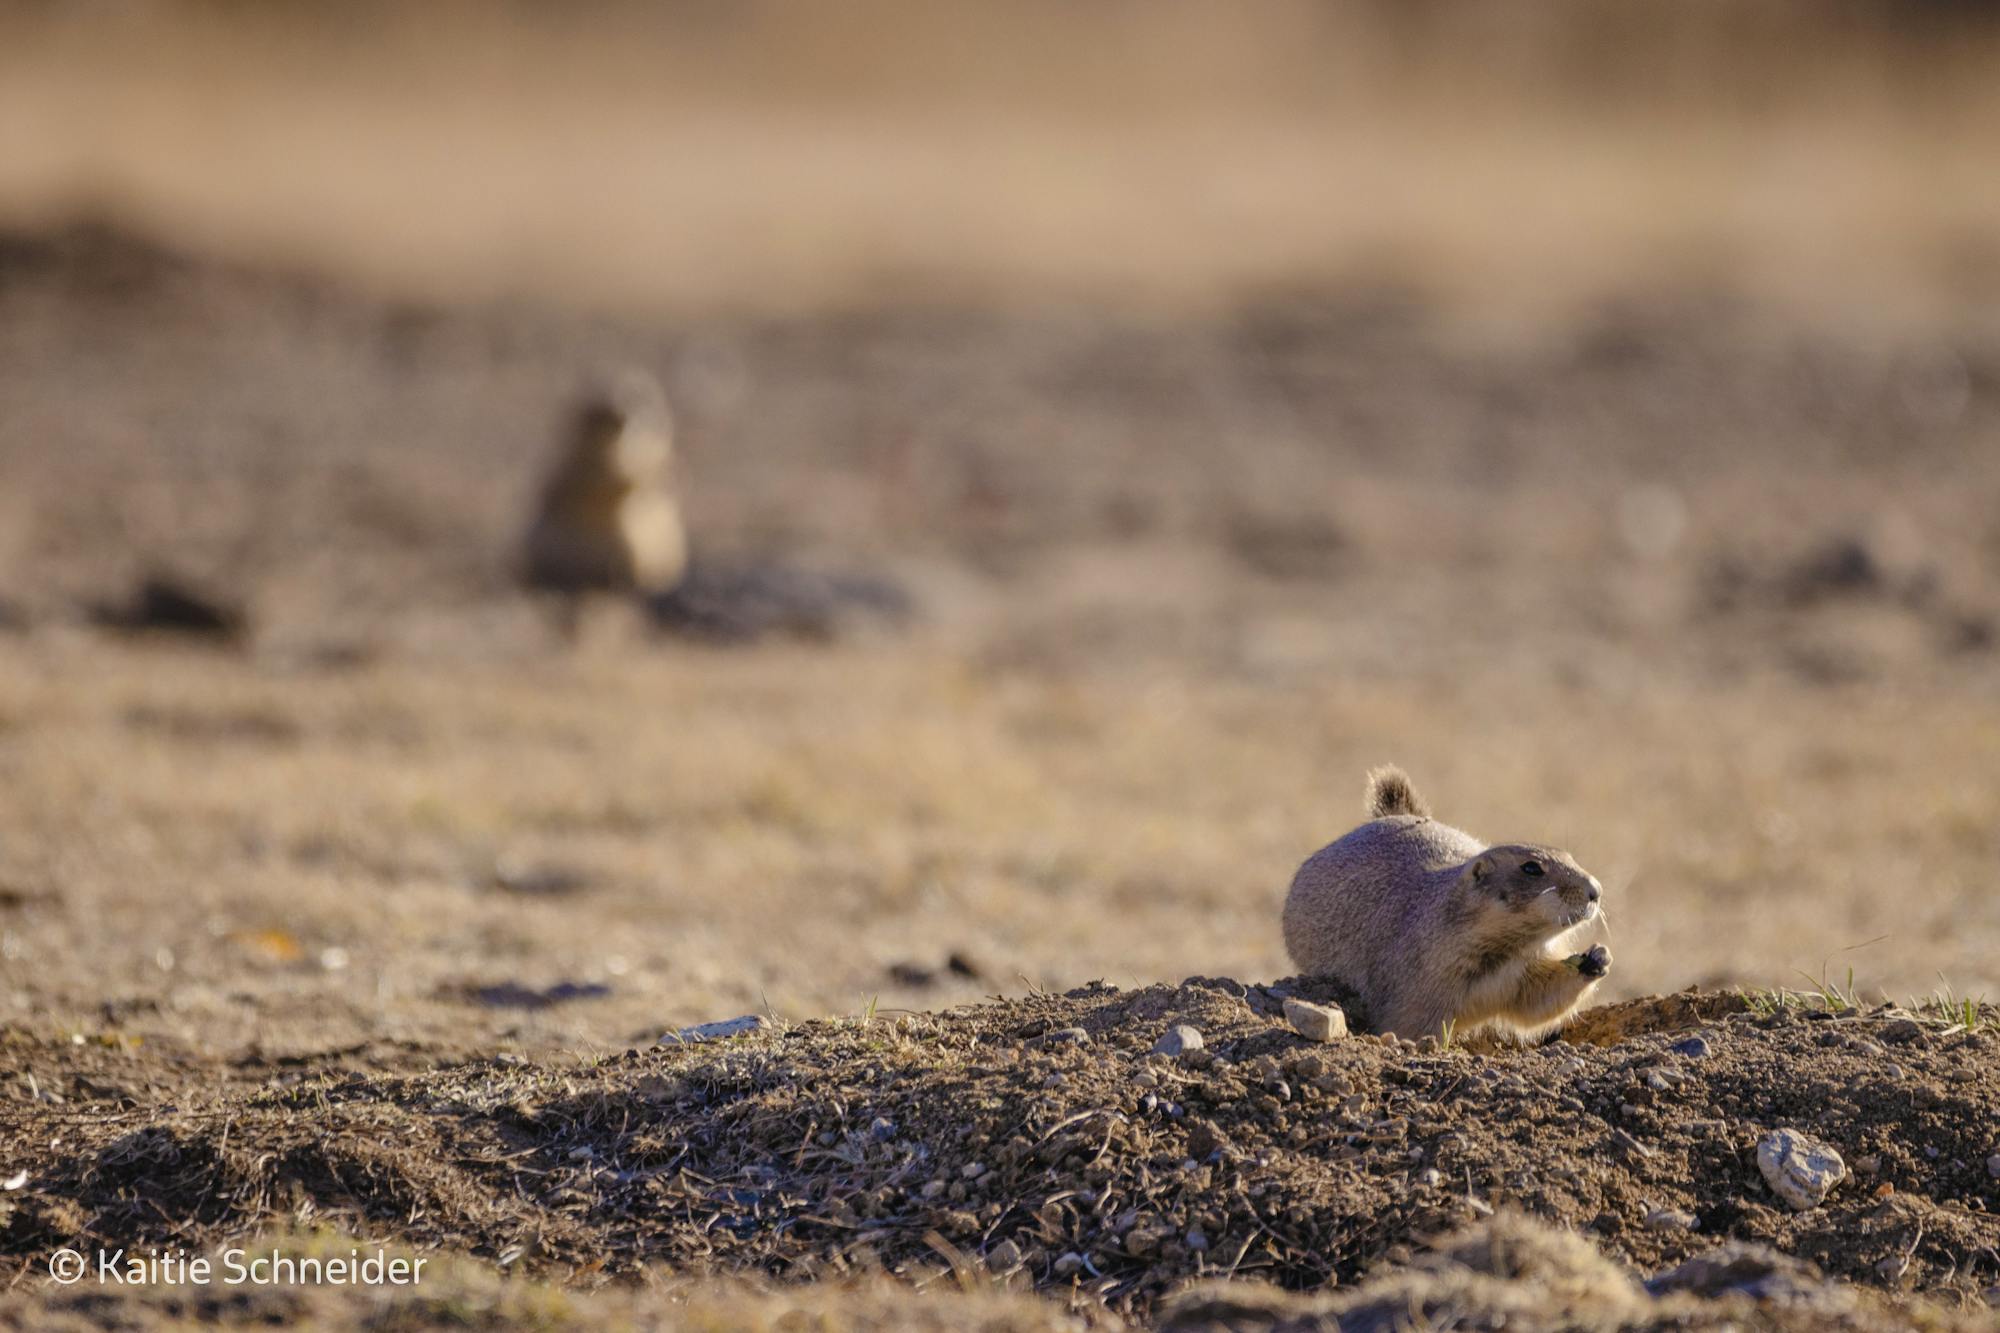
3,3,2000,1328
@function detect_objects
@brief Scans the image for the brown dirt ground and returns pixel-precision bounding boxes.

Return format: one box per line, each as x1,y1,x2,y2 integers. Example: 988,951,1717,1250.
2,230,1999,1328
3,987,1998,1328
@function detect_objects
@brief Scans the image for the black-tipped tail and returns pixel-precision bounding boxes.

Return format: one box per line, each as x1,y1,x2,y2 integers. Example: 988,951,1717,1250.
1366,765,1430,819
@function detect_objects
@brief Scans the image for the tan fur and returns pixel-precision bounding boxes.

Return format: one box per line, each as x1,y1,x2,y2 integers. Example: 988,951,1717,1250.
522,369,689,600
1283,768,1610,1039
1367,764,1430,819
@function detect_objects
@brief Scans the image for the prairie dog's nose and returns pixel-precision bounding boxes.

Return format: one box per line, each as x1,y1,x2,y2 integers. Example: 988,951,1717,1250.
1586,880,1602,903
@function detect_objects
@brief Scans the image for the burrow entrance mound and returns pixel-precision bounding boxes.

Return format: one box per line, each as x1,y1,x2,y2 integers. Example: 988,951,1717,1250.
4,980,1997,1320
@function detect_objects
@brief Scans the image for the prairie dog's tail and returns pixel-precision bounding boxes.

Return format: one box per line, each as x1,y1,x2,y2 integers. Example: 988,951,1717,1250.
1366,765,1431,819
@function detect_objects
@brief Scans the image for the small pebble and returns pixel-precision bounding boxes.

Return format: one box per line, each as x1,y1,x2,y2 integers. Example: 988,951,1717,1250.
1283,998,1349,1042
661,1014,770,1045
664,1012,772,1040
1185,1228,1209,1253
986,1239,1023,1272
1419,1167,1443,1187
1669,1035,1710,1059
1152,1024,1204,1058
1645,1207,1698,1232
1044,1027,1090,1046
1986,1153,2000,1180
1053,1251,1085,1278
1611,1129,1654,1159
1758,1128,1847,1210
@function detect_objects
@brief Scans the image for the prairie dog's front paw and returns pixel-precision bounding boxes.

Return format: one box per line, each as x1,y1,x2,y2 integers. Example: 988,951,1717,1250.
1569,945,1611,979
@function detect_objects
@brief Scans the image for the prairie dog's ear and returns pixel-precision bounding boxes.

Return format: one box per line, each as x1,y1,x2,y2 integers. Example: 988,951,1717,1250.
1468,854,1491,884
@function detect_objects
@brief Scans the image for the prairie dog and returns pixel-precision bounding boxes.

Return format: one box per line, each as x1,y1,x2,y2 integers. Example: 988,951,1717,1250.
1282,767,1610,1039
522,369,688,600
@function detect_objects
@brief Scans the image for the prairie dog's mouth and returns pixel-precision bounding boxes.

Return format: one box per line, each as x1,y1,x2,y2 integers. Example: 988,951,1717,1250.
1563,899,1599,928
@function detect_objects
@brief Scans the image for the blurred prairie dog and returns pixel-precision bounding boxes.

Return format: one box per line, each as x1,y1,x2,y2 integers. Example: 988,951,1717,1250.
1282,767,1610,1039
522,369,688,601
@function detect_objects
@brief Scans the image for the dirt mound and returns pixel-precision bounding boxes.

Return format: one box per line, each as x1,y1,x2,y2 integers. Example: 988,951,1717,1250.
1161,1210,1994,1333
6,982,1998,1322
4,1242,1089,1332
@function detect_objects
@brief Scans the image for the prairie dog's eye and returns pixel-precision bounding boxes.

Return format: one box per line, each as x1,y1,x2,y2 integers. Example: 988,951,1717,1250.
1521,860,1545,877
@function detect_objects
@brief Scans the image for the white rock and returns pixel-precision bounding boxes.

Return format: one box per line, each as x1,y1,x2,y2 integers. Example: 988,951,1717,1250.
1757,1128,1847,1211
1644,1207,1697,1232
1283,998,1348,1042
660,1014,771,1045
1153,1025,1204,1057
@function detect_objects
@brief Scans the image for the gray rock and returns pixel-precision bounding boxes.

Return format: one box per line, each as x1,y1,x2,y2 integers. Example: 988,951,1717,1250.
1645,1207,1698,1232
1987,1153,2000,1180
1670,1035,1711,1058
1044,1027,1090,1046
985,1239,1023,1273
660,1013,771,1045
1757,1128,1847,1210
1152,1024,1204,1057
1283,997,1348,1042
1053,1251,1086,1277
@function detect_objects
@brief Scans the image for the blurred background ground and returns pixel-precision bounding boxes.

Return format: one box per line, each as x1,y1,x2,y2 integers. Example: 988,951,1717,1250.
0,1,1997,1070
